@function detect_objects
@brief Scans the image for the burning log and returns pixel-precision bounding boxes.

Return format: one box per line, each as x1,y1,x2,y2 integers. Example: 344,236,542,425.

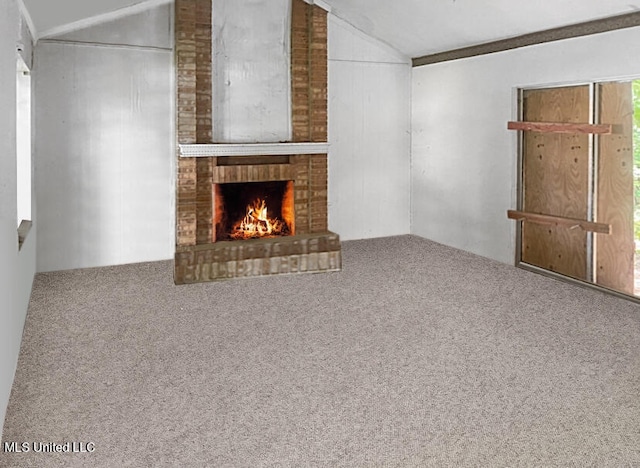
230,198,287,240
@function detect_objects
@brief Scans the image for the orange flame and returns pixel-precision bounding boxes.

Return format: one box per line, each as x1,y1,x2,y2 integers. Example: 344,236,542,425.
230,198,286,240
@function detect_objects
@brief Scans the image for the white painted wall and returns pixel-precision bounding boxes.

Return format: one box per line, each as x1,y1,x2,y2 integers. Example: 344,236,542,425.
412,26,640,264
33,2,412,272
54,3,172,49
328,16,411,240
35,5,173,272
212,0,291,143
0,0,36,440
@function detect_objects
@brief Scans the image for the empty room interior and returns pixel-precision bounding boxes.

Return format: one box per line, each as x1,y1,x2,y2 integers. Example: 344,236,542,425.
2,0,640,465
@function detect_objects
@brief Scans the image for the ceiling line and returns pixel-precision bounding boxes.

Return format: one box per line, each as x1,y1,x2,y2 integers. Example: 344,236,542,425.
302,0,332,13
38,0,172,40
329,13,409,63
412,11,640,67
38,38,172,52
16,0,37,41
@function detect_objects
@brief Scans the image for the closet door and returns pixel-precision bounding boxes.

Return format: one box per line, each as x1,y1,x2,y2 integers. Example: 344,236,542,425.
595,82,634,294
521,85,591,281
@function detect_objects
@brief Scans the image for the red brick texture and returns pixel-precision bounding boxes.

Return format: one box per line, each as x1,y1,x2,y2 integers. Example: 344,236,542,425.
176,0,212,247
291,0,328,142
175,232,341,284
195,0,212,144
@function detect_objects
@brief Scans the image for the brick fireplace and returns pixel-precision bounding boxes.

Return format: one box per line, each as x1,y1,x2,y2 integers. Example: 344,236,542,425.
173,0,341,284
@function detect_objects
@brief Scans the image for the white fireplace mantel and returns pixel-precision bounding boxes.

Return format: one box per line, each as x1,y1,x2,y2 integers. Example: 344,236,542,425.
179,142,329,158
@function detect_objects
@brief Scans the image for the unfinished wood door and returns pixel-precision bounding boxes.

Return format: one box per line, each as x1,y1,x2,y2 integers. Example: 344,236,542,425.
521,85,590,280
518,82,635,295
595,82,634,294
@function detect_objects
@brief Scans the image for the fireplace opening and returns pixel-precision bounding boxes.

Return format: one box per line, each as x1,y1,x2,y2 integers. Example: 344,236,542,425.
214,181,295,241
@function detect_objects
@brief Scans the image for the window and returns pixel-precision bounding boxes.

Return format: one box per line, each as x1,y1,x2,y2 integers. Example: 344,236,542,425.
16,52,32,247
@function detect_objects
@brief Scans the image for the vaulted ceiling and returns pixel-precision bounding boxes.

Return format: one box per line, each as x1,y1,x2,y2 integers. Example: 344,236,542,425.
21,0,640,57
322,0,640,58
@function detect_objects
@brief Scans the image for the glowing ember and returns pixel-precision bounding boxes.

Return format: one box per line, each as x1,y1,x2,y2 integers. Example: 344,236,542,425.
230,198,287,240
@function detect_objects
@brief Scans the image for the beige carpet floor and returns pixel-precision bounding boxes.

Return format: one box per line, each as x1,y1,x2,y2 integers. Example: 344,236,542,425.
1,235,639,467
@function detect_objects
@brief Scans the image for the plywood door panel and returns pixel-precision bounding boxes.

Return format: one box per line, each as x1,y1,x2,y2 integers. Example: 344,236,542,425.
595,82,634,294
521,86,590,280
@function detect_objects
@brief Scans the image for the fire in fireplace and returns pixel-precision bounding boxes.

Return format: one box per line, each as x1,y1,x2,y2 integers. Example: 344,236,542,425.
214,181,295,241
231,198,286,239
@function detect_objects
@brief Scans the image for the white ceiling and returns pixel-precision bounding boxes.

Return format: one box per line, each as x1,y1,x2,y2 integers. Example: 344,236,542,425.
21,0,640,57
23,0,141,36
321,0,640,58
